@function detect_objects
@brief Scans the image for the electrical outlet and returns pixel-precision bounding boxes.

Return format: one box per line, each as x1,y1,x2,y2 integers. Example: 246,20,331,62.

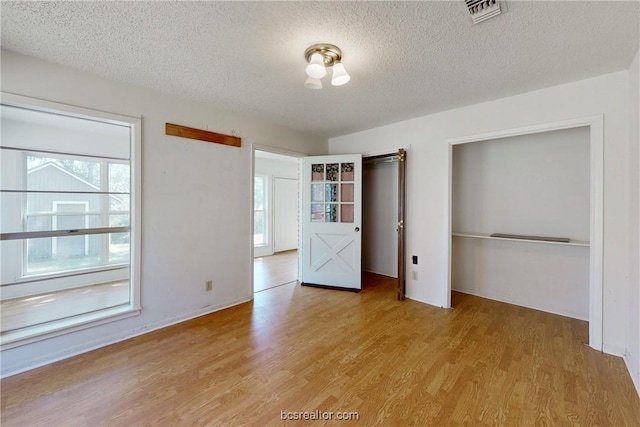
412,271,417,280
205,280,213,291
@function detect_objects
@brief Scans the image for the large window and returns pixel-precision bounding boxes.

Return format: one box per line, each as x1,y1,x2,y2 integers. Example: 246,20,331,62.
0,94,141,346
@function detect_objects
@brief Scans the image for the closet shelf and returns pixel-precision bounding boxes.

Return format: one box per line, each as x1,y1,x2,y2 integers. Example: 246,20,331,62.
451,232,590,247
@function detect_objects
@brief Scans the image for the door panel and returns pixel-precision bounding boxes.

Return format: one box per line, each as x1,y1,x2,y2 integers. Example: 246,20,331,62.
301,154,362,290
274,177,298,252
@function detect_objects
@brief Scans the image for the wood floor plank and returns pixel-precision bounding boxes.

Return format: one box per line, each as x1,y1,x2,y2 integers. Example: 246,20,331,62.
1,272,639,426
254,250,298,292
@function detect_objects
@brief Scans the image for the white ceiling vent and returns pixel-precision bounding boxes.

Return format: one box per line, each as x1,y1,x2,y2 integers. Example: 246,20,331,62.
465,0,507,24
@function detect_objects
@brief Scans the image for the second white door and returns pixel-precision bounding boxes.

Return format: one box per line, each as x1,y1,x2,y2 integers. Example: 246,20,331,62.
274,177,299,252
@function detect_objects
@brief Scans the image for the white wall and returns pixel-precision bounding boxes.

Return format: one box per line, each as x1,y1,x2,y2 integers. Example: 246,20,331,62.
329,70,630,357
452,127,590,241
0,49,326,376
363,161,398,277
627,48,640,395
254,156,299,257
452,239,589,319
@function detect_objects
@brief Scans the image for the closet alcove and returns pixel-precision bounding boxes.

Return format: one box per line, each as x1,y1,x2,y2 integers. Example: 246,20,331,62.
450,126,591,321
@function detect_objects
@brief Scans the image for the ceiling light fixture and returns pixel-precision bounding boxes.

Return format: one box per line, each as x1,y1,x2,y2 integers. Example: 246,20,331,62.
304,43,350,89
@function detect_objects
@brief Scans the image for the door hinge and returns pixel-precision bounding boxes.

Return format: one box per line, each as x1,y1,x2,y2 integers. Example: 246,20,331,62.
398,220,404,229
399,151,405,162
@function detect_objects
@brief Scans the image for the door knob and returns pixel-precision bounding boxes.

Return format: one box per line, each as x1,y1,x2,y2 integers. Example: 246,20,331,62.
355,227,360,232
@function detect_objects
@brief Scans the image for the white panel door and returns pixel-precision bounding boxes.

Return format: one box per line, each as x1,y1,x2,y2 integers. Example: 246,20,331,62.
301,155,362,290
274,177,299,252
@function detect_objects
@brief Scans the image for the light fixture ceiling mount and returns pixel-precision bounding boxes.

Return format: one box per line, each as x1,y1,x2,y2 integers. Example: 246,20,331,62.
303,43,350,89
304,43,343,67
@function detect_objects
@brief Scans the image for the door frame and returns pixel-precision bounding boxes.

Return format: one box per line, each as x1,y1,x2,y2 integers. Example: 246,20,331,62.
251,144,305,296
446,115,604,351
251,145,408,300
362,148,407,300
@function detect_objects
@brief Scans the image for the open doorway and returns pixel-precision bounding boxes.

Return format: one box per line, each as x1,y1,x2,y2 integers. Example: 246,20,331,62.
253,149,301,292
297,151,406,298
252,148,407,300
362,151,406,299
362,153,404,299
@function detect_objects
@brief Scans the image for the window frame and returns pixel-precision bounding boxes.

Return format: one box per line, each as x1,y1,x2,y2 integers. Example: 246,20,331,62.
0,92,142,349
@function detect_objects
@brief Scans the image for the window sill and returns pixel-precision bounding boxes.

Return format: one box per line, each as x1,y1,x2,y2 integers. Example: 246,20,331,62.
11,264,129,285
0,304,141,350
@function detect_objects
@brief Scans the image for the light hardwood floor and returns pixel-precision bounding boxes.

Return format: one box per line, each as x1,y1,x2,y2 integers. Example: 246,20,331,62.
1,273,639,426
254,250,298,292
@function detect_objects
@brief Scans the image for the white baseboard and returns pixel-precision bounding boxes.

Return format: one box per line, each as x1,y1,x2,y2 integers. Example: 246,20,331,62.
623,353,640,398
404,293,440,307
362,269,397,278
0,297,251,378
602,343,626,357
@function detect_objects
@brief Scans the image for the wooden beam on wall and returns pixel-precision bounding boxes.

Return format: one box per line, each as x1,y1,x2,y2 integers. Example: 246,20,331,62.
165,123,241,147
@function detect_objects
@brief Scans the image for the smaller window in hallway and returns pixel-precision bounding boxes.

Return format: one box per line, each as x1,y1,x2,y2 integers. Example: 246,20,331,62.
254,175,267,246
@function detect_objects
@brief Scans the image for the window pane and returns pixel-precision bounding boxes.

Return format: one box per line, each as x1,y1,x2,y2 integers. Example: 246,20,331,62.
311,204,324,222
25,215,52,233
109,213,130,228
341,183,354,202
325,183,338,202
254,211,265,245
312,164,324,181
109,232,130,264
326,163,339,181
325,204,337,222
311,184,324,202
56,213,86,230
109,162,130,193
26,154,101,190
110,194,130,212
25,234,104,275
341,163,354,181
254,176,265,210
341,204,354,223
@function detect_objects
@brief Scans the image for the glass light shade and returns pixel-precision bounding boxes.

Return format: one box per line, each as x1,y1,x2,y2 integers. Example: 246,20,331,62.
304,76,322,90
305,53,327,79
331,62,350,86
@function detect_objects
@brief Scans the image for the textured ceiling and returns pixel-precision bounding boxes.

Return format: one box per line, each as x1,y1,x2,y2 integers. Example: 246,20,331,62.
1,1,638,139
